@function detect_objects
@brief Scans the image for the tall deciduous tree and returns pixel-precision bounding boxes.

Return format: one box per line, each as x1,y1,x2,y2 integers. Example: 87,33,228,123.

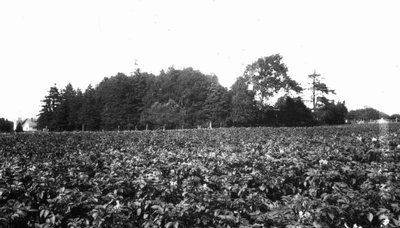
140,99,185,130
244,54,303,105
145,67,217,128
96,71,154,130
204,83,231,127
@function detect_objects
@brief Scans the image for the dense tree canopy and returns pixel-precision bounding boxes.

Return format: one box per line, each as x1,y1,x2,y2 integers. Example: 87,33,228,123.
244,54,303,104
347,108,389,121
0,118,13,132
230,77,258,126
389,114,400,121
275,96,315,126
36,54,351,131
79,85,101,131
203,83,231,127
140,99,185,130
37,85,61,131
314,100,348,125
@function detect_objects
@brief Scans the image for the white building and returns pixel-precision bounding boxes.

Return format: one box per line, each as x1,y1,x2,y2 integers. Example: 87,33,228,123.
14,118,37,131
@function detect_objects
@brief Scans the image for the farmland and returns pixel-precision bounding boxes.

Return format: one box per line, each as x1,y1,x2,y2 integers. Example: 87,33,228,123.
1,124,400,228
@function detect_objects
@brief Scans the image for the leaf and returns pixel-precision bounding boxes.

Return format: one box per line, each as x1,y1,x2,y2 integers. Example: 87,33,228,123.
259,184,266,191
165,222,174,228
44,210,49,218
151,205,163,213
379,214,389,220
367,212,374,222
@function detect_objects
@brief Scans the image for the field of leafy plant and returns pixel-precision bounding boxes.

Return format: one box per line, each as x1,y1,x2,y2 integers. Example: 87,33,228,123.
1,124,400,228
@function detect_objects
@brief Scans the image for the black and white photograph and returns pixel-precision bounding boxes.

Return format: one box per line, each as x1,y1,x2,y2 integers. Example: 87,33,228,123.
1,0,399,227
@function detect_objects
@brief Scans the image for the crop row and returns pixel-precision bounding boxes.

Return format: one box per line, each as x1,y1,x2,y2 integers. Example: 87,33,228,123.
1,124,400,227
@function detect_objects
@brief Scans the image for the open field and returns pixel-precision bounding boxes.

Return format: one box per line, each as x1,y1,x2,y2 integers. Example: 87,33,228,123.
1,124,400,228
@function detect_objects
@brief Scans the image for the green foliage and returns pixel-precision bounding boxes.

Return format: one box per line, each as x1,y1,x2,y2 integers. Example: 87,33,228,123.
275,96,315,126
148,67,220,128
230,77,258,126
314,100,348,125
0,118,13,132
244,54,303,104
308,71,335,111
36,60,351,131
37,85,61,131
80,85,101,131
140,99,185,130
96,72,152,130
347,108,389,121
389,114,400,121
15,122,23,132
54,83,81,131
203,83,231,127
1,124,400,227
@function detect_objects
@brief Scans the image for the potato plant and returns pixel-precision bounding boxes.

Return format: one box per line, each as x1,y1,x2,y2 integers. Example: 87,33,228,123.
1,124,400,227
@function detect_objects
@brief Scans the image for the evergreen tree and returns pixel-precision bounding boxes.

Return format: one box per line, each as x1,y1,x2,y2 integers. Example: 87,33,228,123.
275,96,315,126
37,84,61,131
54,83,77,131
96,71,154,130
230,77,258,126
80,85,101,131
15,122,23,132
69,88,83,130
314,100,348,125
308,71,335,112
0,118,13,132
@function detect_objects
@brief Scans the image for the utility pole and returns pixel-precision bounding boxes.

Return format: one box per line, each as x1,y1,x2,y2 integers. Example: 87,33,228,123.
308,70,320,112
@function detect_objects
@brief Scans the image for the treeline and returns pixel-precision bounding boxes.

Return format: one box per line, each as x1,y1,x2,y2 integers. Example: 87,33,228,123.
347,107,400,122
0,118,13,133
37,54,348,131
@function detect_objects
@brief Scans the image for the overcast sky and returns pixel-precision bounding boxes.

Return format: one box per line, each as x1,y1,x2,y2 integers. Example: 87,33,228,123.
1,0,399,120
